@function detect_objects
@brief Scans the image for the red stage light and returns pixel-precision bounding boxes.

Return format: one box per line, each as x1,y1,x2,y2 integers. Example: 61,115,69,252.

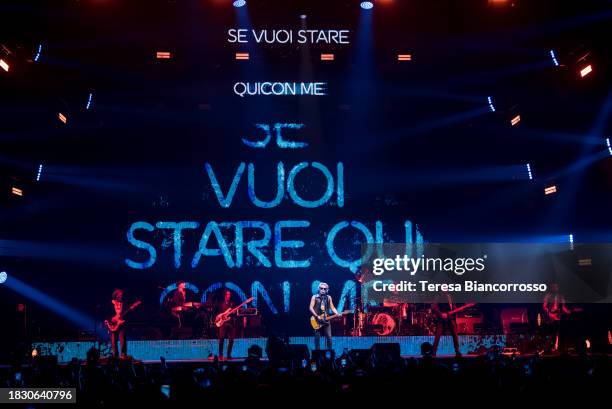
580,64,593,78
0,59,9,72
320,53,334,61
397,54,412,61
11,187,23,197
510,114,521,126
58,112,67,124
235,52,249,60
156,51,172,60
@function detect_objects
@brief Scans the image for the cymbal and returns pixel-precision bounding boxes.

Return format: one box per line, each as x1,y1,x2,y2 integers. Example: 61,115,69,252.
183,302,203,308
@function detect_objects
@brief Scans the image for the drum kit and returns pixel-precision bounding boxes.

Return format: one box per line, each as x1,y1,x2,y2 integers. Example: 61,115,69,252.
350,302,438,336
170,301,217,336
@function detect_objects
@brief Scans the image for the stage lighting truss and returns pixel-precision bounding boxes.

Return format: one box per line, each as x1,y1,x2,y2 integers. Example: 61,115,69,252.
156,51,172,60
36,164,43,182
544,185,557,195
525,163,533,180
571,48,594,79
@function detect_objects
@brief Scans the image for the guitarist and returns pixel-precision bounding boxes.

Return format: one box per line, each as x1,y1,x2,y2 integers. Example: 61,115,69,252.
108,289,128,359
309,282,339,350
543,283,571,352
431,291,465,358
216,289,236,360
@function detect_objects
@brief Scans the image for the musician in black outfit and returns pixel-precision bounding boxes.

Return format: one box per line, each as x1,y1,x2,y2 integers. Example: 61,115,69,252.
169,280,187,328
431,291,462,358
309,282,339,350
216,289,236,360
109,289,127,359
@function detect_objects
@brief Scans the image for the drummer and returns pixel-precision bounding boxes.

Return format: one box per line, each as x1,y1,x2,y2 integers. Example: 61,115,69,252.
170,280,189,328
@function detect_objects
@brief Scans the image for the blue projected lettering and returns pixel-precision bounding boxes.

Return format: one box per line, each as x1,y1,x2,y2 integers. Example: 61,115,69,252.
274,220,311,268
125,219,420,271
326,221,375,273
191,222,235,268
251,281,279,314
275,123,308,148
205,162,245,208
242,124,272,148
247,162,285,208
287,162,338,208
125,221,157,269
242,123,308,149
125,117,426,316
155,221,199,268
235,221,272,268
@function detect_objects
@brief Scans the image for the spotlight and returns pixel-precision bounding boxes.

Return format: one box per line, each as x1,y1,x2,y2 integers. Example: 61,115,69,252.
233,0,246,8
578,258,592,267
569,234,574,250
0,271,7,284
33,44,42,62
36,164,43,182
300,14,307,20
526,163,533,180
11,187,23,197
510,114,521,126
85,92,93,110
320,53,334,61
544,185,557,195
360,2,374,10
156,51,172,60
31,348,38,358
579,64,593,78
0,58,9,72
235,52,249,60
549,49,559,67
487,96,496,112
397,54,412,61
606,138,611,156
58,112,67,124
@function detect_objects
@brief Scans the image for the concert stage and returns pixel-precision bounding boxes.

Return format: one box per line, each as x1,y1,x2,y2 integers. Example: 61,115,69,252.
33,335,506,363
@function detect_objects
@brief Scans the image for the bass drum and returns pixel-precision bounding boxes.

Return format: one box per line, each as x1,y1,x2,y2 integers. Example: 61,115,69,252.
371,312,396,336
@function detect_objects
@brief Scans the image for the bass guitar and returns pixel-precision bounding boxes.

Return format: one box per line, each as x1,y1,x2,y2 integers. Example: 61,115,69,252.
104,300,142,333
214,297,254,327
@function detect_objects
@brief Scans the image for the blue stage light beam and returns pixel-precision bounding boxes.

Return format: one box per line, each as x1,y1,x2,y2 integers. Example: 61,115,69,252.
3,274,94,329
487,96,496,112
85,92,93,111
549,49,559,67
526,163,533,180
233,0,246,8
36,163,43,182
361,1,374,10
33,44,42,62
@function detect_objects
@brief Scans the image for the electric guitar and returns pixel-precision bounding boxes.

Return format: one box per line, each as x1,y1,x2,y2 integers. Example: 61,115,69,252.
104,300,142,333
214,297,254,327
310,310,352,330
545,306,583,322
433,303,476,321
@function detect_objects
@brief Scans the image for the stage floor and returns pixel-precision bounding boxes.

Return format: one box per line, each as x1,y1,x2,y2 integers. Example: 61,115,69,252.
33,335,506,363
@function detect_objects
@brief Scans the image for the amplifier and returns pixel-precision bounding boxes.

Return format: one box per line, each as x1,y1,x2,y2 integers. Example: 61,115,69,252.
237,308,258,316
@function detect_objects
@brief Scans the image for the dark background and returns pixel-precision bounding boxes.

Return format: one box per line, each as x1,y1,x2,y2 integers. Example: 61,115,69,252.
1,1,611,342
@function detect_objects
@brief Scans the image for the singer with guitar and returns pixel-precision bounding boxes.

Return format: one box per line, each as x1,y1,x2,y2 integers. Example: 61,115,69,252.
105,289,142,359
309,282,340,350
431,292,475,357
